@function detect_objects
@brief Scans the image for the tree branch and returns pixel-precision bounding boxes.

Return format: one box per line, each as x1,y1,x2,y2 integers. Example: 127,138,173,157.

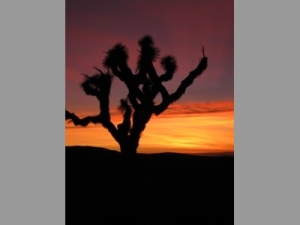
65,110,120,143
65,110,101,126
117,99,132,136
80,76,101,97
105,54,146,108
128,110,152,152
159,55,177,82
153,55,208,115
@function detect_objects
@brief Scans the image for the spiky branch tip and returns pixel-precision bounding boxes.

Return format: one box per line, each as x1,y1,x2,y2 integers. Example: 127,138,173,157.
202,46,206,57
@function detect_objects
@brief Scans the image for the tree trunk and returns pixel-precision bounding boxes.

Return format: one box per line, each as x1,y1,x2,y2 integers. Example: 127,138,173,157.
120,142,137,172
120,144,137,156
119,143,138,200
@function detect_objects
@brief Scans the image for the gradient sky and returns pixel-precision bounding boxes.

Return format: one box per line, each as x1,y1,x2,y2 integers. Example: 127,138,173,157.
65,0,234,154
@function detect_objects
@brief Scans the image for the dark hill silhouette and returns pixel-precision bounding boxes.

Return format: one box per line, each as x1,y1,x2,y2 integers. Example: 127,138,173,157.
66,146,233,225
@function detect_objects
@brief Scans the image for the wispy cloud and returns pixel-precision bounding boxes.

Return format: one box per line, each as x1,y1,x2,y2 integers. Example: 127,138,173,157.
66,109,234,154
65,101,233,129
158,101,233,117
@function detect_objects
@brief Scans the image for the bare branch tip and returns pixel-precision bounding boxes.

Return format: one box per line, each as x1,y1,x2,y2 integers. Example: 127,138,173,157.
93,66,103,74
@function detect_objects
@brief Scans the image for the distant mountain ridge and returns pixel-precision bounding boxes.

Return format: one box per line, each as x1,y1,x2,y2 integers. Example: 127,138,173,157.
66,145,234,157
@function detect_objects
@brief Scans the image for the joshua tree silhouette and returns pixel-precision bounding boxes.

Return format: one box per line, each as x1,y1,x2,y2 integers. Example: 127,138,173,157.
66,35,207,157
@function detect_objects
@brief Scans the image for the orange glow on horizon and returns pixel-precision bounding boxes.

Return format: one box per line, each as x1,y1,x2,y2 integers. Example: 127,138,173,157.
65,101,234,154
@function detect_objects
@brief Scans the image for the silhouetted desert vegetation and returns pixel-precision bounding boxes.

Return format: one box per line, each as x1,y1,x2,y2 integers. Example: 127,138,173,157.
66,146,233,225
66,35,208,157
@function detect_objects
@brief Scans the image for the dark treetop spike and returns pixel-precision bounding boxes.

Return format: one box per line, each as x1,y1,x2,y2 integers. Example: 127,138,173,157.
136,36,160,73
159,55,178,82
80,72,113,96
138,35,155,47
102,43,129,69
160,55,177,72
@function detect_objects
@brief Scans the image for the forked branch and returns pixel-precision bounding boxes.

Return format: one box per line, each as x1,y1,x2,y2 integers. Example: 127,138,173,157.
153,49,208,115
65,110,120,142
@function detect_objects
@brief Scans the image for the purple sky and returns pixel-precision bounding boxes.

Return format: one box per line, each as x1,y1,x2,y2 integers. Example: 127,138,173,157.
66,0,233,115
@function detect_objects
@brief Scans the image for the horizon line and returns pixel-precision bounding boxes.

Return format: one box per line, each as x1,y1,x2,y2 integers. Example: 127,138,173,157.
66,145,234,156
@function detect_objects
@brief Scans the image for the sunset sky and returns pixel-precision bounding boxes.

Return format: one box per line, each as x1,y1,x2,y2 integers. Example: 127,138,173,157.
65,0,234,154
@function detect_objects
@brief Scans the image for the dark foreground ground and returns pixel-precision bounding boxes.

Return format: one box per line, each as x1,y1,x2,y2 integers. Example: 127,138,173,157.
66,146,234,225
